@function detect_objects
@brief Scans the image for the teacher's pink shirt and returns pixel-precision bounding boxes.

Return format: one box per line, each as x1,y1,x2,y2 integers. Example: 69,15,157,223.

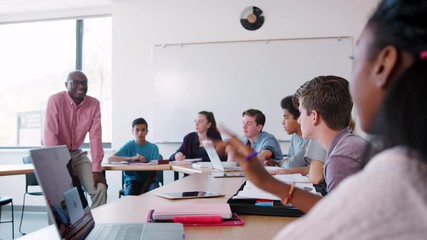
44,91,104,172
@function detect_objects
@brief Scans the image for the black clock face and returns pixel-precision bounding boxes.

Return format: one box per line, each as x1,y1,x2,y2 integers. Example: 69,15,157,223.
240,6,264,31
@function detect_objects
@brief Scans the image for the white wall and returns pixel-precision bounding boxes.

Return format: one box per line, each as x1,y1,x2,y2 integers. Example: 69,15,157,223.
112,0,379,156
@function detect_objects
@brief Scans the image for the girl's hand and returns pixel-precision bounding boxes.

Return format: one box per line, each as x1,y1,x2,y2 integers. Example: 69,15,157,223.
175,152,185,161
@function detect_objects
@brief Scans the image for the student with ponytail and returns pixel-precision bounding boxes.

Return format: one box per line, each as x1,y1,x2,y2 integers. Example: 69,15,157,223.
170,111,226,161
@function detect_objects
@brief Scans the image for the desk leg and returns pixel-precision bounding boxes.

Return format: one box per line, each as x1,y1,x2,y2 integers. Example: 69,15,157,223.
174,171,179,181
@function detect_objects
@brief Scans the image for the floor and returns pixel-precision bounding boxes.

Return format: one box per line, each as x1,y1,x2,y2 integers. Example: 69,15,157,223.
0,209,49,240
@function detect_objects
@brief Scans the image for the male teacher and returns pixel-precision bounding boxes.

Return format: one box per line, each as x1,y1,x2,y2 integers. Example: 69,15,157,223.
44,70,107,208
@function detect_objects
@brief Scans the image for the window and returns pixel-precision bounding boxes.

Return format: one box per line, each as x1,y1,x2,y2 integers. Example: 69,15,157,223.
82,17,112,145
0,17,112,147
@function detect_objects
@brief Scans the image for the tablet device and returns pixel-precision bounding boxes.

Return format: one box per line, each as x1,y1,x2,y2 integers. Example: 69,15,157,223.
155,191,225,200
210,173,245,178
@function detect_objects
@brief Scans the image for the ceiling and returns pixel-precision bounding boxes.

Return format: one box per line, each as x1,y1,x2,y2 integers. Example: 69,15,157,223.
0,0,112,16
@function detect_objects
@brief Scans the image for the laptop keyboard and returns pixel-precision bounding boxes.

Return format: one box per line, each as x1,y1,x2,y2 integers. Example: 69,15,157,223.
88,224,143,240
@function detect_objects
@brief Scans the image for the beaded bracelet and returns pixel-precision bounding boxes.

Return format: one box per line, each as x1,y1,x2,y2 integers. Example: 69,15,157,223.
245,151,258,161
282,182,295,206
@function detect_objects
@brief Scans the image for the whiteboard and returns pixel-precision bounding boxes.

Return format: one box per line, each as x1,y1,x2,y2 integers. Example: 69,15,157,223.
151,37,353,142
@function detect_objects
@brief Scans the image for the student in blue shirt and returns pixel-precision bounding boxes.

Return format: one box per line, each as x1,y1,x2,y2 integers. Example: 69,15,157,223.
108,118,161,196
241,109,283,164
278,95,309,168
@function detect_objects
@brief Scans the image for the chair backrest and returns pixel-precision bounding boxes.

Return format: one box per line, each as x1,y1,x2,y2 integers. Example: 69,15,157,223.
22,156,40,189
155,170,164,186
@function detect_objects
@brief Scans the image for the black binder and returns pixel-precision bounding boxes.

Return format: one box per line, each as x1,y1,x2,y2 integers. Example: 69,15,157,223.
227,181,305,217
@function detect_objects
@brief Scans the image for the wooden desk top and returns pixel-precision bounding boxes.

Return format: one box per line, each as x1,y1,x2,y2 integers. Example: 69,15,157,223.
171,164,207,174
0,163,171,177
1,161,216,177
18,173,295,239
170,163,233,175
102,163,171,171
0,164,34,176
91,173,295,239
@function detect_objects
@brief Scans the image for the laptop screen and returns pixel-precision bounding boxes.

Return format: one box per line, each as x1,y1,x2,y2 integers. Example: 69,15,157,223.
31,146,94,240
202,140,225,171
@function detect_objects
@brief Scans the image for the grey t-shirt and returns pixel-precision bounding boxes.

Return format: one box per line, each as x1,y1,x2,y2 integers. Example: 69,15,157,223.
304,140,326,165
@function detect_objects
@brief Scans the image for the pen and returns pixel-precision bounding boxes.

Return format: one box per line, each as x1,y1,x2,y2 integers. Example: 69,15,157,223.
245,151,258,161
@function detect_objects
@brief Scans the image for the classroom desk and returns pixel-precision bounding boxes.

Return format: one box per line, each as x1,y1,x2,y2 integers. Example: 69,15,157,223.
0,163,171,177
0,164,34,176
170,163,207,175
19,173,296,240
171,163,231,175
102,163,171,171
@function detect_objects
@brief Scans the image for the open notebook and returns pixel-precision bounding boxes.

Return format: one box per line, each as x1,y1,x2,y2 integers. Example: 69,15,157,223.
31,146,184,240
232,174,317,200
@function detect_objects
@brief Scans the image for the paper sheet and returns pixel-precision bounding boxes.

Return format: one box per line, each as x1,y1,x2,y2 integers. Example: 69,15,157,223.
233,173,317,200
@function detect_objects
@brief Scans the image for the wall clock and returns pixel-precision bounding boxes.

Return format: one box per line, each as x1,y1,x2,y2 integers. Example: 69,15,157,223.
240,6,264,31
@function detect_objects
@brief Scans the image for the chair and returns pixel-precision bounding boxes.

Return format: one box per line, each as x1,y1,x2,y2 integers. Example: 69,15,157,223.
119,171,163,198
19,156,43,235
119,155,164,198
119,171,125,198
0,196,14,239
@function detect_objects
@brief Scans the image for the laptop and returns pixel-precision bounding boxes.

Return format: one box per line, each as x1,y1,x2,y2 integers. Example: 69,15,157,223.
30,145,184,240
202,140,242,172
